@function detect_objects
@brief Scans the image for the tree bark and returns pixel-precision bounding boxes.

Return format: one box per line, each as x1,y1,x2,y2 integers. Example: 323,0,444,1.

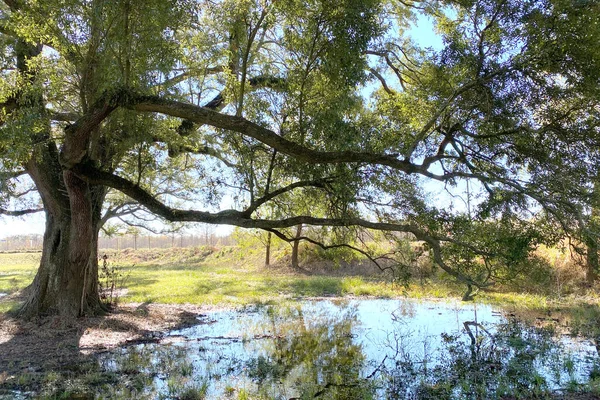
586,235,598,284
265,231,271,267
19,213,103,318
586,206,599,284
291,224,303,269
18,147,105,318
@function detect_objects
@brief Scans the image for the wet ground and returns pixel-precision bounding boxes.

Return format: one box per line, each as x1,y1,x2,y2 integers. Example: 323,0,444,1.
1,298,600,399
87,299,600,399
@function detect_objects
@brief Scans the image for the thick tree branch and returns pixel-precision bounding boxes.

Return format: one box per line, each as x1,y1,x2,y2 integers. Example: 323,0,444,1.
127,93,500,182
57,86,527,199
126,93,421,169
0,206,43,216
71,162,486,287
60,91,121,167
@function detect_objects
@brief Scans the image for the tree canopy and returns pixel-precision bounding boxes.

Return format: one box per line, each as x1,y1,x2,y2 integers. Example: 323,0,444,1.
1,0,599,316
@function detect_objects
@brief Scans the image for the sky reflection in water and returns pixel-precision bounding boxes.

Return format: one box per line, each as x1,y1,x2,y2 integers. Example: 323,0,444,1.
100,299,600,399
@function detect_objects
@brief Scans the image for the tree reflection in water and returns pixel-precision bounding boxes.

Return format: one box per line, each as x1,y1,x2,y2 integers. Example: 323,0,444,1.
92,300,600,399
244,303,376,399
380,319,569,399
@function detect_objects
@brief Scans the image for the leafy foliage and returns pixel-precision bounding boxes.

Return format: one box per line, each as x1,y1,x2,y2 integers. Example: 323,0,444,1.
1,0,600,314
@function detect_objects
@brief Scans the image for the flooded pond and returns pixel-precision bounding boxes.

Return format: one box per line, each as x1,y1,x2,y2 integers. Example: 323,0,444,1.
94,299,600,399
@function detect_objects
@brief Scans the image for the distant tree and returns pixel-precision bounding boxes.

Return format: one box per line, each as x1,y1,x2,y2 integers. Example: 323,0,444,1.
1,0,599,317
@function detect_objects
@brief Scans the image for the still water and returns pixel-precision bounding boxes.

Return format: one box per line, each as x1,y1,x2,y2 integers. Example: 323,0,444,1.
99,299,600,399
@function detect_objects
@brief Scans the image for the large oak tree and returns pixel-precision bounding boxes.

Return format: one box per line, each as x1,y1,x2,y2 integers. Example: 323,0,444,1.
1,0,599,317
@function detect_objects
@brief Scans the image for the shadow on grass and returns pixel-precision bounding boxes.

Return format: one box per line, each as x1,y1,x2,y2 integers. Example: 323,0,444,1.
125,263,207,272
0,289,26,312
285,277,345,297
0,273,28,278
119,275,159,293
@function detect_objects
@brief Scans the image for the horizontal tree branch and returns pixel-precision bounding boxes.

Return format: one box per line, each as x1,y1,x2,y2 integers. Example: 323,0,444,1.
127,93,421,170
58,87,509,187
49,111,80,122
0,206,43,216
71,162,486,287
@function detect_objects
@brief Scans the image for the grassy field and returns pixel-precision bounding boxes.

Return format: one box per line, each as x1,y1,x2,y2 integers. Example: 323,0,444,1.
2,243,600,325
0,252,39,293
0,245,461,315
0,252,39,313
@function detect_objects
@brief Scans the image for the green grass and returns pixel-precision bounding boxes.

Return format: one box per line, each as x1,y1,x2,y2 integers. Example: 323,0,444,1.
1,246,599,322
120,261,406,305
0,252,39,295
480,291,552,310
0,247,462,312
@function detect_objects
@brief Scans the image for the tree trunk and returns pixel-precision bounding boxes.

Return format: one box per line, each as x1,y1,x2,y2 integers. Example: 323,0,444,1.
586,209,599,284
19,213,103,318
265,231,271,267
19,148,105,318
291,224,303,269
586,181,600,284
586,235,598,284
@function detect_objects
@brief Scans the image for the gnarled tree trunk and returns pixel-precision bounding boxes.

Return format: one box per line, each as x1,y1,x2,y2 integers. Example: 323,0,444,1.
586,209,599,284
586,236,598,284
18,146,105,318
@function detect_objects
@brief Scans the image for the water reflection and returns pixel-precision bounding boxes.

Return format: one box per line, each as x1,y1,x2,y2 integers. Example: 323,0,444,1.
243,304,374,399
380,319,571,399
93,299,600,399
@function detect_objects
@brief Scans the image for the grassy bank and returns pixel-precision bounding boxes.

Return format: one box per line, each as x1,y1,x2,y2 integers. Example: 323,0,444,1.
2,244,600,318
